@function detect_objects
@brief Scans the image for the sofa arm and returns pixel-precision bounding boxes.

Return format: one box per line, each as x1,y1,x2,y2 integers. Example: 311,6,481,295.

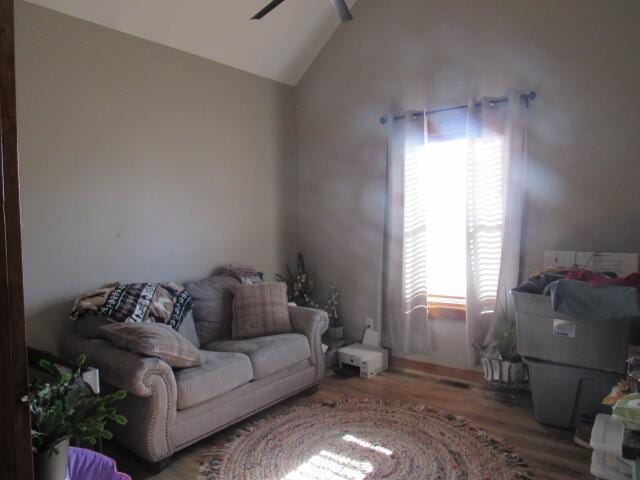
60,333,177,398
289,306,329,381
60,333,178,462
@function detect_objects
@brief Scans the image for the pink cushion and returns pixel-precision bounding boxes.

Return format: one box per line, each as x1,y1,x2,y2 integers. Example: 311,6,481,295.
100,322,204,368
231,282,291,339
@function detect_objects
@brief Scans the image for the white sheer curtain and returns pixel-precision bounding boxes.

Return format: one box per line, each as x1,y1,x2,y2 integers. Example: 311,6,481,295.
465,92,529,365
381,111,431,355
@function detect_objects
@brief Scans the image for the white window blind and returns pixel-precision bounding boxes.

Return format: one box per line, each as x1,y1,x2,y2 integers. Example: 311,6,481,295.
467,135,504,310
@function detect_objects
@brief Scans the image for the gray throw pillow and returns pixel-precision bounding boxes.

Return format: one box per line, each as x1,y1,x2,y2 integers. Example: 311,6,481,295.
100,322,204,368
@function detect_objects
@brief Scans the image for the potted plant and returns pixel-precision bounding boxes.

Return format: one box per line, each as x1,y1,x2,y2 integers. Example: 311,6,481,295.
476,319,528,386
493,319,527,383
24,354,127,480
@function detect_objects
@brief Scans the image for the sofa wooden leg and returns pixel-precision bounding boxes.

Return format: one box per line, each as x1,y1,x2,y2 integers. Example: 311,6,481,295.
146,456,172,473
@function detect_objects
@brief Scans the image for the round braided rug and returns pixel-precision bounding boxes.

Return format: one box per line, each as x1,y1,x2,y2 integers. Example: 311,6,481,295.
198,400,534,479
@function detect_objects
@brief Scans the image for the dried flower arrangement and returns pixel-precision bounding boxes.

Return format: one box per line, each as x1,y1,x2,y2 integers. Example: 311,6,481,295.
277,253,342,327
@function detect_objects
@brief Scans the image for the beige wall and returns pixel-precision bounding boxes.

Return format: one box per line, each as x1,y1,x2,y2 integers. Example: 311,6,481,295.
15,0,640,364
295,0,640,367
16,1,296,353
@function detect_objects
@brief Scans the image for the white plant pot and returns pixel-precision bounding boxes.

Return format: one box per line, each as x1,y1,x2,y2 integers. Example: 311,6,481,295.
481,357,527,384
501,360,526,383
35,438,69,480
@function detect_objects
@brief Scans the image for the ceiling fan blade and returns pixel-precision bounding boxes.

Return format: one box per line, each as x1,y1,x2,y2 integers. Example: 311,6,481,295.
251,0,287,20
330,0,353,22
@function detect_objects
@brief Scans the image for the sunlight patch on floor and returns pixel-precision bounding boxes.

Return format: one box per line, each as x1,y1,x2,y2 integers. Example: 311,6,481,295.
342,434,393,456
282,449,373,480
282,434,394,479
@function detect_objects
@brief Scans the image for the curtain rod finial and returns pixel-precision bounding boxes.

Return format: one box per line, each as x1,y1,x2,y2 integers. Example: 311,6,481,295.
521,91,536,107
379,116,387,125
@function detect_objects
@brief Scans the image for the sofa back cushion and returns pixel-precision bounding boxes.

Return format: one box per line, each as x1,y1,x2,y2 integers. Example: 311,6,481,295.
177,310,200,348
231,282,291,339
184,275,240,344
75,314,111,339
100,322,204,368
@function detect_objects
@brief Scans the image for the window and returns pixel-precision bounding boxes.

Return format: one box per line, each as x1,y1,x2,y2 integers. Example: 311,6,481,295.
422,138,467,317
403,107,504,320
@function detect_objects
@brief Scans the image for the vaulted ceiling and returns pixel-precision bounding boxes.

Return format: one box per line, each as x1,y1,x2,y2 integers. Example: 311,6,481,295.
25,0,357,86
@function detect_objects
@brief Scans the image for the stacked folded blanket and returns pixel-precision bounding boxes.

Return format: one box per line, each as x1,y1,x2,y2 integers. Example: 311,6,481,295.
71,282,191,330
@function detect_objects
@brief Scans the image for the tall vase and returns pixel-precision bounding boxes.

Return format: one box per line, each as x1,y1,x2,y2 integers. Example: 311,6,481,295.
35,438,69,480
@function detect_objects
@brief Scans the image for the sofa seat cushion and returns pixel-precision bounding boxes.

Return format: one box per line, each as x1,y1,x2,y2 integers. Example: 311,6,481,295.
202,333,311,380
174,350,253,410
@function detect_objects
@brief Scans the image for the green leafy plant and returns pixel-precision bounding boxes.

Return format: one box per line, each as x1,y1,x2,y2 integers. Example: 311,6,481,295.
24,354,127,455
493,289,520,362
494,320,520,362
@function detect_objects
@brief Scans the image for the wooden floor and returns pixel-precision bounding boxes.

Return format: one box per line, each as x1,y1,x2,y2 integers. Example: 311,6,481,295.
109,365,593,479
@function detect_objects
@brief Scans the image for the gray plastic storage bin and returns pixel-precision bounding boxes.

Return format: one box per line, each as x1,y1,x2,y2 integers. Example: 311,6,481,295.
525,358,622,429
512,290,640,373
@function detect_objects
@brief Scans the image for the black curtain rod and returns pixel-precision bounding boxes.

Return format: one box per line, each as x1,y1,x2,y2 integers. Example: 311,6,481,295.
379,91,536,125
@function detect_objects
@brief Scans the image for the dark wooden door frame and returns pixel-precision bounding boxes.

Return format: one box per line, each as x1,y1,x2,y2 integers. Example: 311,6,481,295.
0,0,34,478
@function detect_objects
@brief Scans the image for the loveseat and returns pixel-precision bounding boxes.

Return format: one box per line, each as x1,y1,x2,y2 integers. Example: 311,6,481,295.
60,275,328,469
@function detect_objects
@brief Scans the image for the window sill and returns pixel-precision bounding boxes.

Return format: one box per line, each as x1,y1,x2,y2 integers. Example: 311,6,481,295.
428,304,466,321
